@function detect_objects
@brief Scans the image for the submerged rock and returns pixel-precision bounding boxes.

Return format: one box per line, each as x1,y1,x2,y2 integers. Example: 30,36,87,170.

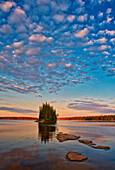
78,139,95,145
66,151,88,161
92,145,110,150
57,133,80,142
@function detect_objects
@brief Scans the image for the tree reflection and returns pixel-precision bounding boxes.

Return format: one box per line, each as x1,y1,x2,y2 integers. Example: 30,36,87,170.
38,123,56,144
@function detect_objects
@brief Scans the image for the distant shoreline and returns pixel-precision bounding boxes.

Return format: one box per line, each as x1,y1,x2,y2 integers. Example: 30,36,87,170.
58,115,115,121
0,115,115,122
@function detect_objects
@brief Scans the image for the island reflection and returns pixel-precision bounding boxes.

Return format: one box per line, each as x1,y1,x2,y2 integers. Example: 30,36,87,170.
38,123,56,144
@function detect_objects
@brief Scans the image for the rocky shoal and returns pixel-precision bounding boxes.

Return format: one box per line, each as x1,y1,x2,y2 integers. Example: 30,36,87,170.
57,132,111,162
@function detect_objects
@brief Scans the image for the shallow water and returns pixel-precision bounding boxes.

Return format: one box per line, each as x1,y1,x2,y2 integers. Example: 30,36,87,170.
0,120,115,170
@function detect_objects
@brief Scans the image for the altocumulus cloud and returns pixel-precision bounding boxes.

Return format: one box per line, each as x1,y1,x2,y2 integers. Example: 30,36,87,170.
0,0,115,94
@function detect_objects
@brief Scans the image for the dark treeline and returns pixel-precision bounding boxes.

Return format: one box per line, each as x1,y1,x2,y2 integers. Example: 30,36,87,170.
58,115,115,121
0,115,115,121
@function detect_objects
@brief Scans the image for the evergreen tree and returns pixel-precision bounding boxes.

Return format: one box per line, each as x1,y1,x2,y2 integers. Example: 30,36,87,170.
38,103,57,123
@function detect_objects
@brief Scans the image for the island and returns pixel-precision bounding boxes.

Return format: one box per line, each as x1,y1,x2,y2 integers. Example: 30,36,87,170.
37,102,57,123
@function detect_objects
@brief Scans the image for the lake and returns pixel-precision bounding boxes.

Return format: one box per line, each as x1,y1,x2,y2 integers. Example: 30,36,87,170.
0,120,115,170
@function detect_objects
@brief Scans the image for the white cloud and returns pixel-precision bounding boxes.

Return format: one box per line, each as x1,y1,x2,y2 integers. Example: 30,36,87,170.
0,24,12,34
0,1,16,12
108,68,115,72
74,28,88,38
5,45,11,49
86,25,94,30
47,63,56,67
53,14,64,22
87,40,93,45
98,12,103,17
46,37,54,41
106,29,115,36
51,49,59,53
98,45,110,51
106,8,112,14
103,51,110,55
8,7,26,23
13,47,25,55
90,15,94,20
29,34,46,42
65,63,72,67
25,56,39,64
99,20,106,26
29,34,53,42
15,24,27,33
110,38,115,43
64,31,70,36
96,37,107,44
15,7,26,16
67,15,75,22
12,41,23,48
34,25,43,32
83,48,87,51
77,14,87,22
26,48,40,55
107,16,112,23
98,30,105,35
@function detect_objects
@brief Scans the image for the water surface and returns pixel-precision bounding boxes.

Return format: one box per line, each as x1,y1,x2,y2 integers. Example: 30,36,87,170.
0,120,115,170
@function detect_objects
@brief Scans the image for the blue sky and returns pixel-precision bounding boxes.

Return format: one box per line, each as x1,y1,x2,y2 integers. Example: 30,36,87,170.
0,0,115,117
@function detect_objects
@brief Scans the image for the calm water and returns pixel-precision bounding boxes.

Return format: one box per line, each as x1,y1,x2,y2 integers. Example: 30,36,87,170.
0,120,115,170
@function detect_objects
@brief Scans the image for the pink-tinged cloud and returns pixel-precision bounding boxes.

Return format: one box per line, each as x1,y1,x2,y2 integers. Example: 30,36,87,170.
74,28,88,38
106,8,111,14
106,29,115,36
29,34,46,42
96,37,107,44
8,7,26,24
98,12,103,17
68,100,115,114
67,15,75,22
12,41,23,48
0,1,16,12
77,14,87,22
29,34,53,42
53,14,64,22
15,7,26,15
65,63,72,67
98,45,110,51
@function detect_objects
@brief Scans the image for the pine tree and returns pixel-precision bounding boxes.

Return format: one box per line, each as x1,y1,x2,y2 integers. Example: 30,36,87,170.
38,103,57,123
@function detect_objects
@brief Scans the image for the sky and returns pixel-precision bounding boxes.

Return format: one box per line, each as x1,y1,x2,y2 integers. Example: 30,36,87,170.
0,0,115,117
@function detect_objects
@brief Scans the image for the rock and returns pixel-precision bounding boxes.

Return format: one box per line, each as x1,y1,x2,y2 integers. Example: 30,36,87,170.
57,133,80,142
92,145,110,150
38,120,45,123
66,151,88,161
78,139,95,145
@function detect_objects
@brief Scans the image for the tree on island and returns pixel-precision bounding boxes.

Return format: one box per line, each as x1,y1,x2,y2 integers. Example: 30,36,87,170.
38,103,57,123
